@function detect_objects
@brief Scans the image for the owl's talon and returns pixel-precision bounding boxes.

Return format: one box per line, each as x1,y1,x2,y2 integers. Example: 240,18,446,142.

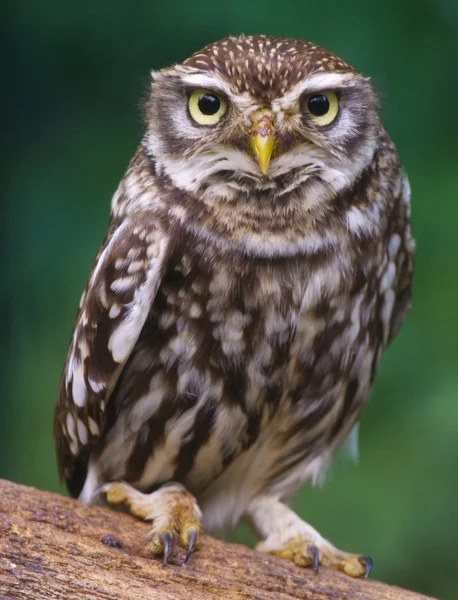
160,531,173,564
184,528,198,564
310,545,320,574
103,481,202,564
360,556,373,578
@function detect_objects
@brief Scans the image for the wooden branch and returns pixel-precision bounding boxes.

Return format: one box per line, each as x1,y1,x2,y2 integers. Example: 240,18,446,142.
0,479,434,600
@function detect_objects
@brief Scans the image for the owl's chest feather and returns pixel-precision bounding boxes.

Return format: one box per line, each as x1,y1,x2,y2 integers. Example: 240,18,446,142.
151,250,308,383
104,240,377,496
141,244,365,425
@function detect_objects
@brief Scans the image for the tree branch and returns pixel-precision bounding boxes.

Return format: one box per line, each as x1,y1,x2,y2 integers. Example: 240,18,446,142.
0,479,434,599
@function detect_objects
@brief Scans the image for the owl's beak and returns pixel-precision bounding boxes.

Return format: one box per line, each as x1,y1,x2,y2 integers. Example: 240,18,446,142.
249,109,275,175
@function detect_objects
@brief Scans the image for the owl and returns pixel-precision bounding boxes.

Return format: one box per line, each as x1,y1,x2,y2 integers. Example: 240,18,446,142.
54,35,414,577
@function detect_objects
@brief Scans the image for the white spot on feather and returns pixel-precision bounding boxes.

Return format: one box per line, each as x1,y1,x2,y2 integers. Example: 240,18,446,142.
88,417,99,436
77,418,88,445
189,303,203,318
66,413,77,442
72,362,87,407
109,303,121,319
380,262,396,294
388,233,401,259
127,260,145,274
111,275,136,293
88,378,105,393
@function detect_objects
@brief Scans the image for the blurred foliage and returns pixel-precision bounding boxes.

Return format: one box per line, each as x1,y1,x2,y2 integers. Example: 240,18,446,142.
3,1,457,598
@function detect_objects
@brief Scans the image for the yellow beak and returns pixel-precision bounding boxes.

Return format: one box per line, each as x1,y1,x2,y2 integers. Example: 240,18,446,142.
249,109,275,175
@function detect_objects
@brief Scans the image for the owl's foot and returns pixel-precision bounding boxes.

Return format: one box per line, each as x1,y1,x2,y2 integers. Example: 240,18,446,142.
247,496,372,578
102,481,202,564
267,536,372,577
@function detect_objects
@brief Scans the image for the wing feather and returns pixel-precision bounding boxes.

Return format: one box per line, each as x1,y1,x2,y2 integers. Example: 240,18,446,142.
387,174,415,346
54,215,170,495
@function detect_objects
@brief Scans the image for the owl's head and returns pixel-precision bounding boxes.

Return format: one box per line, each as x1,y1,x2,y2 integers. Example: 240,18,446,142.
145,35,379,209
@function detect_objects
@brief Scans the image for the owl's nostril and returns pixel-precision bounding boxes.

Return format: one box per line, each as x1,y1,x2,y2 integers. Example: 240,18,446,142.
250,108,275,129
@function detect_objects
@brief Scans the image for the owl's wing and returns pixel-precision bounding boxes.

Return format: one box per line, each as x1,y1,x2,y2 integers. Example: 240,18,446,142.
386,175,415,346
54,215,170,497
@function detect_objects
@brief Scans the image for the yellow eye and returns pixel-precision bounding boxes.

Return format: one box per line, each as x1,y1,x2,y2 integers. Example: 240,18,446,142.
305,91,339,126
188,88,228,125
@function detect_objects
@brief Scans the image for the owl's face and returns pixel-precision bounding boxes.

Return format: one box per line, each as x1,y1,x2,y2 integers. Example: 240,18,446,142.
145,35,379,206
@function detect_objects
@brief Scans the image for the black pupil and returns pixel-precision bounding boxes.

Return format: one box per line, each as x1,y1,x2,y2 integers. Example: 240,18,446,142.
198,93,220,116
307,94,330,117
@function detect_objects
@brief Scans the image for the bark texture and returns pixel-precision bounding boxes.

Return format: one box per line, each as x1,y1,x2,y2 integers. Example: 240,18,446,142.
0,479,434,600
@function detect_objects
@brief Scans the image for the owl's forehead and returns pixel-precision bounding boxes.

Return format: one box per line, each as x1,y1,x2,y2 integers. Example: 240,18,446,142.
182,35,356,99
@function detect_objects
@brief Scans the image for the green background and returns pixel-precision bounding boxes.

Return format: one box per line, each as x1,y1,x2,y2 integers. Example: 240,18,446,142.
4,1,457,598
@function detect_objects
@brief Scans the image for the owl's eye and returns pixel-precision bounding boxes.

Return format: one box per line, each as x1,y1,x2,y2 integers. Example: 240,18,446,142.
188,89,228,125
305,91,339,126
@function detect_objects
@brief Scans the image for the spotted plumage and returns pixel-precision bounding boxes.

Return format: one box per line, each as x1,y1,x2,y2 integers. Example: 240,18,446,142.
54,34,414,575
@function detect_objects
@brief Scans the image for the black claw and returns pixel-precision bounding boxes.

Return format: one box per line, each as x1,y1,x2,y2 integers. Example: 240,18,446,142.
360,556,373,578
310,545,320,574
184,529,198,564
161,531,173,565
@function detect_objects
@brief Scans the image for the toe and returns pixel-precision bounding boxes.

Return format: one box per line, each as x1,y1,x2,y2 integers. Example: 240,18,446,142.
103,482,129,505
339,554,372,578
183,527,199,564
293,543,321,571
271,537,320,571
103,482,151,519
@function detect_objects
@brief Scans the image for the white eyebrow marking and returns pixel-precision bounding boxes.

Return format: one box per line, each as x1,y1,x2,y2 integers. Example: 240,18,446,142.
174,70,259,111
276,72,358,109
177,72,232,94
302,71,357,89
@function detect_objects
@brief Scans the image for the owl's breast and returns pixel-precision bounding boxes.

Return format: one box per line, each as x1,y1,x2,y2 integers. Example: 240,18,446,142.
96,239,380,500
